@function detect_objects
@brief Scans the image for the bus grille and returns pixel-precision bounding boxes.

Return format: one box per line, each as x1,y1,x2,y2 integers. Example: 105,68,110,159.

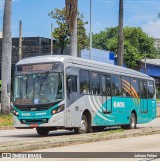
14,103,54,111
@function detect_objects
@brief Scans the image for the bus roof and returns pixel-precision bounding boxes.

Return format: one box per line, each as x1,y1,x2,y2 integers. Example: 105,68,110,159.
16,55,154,80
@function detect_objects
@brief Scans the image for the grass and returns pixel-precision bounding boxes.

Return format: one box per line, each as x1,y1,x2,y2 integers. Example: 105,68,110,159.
0,114,13,126
157,98,160,102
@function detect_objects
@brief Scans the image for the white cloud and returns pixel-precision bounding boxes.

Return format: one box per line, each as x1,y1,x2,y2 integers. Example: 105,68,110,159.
142,20,160,38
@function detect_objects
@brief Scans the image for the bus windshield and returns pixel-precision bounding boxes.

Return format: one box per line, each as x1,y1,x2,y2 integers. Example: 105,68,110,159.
14,72,64,105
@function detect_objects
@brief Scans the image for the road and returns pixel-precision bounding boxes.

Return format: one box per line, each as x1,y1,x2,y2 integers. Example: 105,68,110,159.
31,134,160,161
0,118,160,144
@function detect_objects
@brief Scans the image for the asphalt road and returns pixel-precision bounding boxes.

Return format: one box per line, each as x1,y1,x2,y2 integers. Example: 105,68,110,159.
0,118,160,144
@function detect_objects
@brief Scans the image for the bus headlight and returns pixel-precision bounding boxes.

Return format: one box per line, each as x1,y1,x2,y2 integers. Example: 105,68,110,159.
51,105,64,115
13,110,19,116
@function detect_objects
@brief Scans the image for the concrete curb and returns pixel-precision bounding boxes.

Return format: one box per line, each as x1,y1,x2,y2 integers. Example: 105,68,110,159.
1,127,160,152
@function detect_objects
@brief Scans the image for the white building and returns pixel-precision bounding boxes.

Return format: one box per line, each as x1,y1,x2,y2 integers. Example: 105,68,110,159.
0,32,2,38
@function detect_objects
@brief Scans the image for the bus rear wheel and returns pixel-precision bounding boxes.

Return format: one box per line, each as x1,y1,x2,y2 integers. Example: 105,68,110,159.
122,113,136,129
74,114,88,134
36,127,49,136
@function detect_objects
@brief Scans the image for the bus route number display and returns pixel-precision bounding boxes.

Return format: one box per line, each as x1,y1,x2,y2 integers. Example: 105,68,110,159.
17,63,58,72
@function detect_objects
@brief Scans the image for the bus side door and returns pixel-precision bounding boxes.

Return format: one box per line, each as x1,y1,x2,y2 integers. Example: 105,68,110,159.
140,80,148,113
101,75,112,114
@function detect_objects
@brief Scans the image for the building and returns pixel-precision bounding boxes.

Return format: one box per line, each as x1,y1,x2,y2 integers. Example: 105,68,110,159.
0,32,2,38
154,38,160,49
81,48,115,64
0,37,55,79
141,59,160,97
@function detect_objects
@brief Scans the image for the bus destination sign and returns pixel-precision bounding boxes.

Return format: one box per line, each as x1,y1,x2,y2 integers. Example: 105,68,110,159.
17,63,57,72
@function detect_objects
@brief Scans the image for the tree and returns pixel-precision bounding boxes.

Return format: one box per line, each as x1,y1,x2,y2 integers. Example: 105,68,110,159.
1,0,12,114
65,0,78,57
117,0,124,66
92,27,158,69
49,8,89,55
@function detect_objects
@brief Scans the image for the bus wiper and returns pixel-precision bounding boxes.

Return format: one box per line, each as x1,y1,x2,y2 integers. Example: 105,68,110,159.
39,71,50,94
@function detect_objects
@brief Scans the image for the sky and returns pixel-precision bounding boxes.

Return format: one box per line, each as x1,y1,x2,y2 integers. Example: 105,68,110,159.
0,0,160,38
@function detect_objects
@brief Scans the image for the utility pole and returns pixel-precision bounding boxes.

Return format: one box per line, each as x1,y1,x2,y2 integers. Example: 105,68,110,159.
18,20,22,60
89,0,92,60
117,0,124,66
51,23,53,54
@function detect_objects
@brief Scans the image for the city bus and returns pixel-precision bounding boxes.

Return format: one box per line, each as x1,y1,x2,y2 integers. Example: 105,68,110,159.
11,55,156,135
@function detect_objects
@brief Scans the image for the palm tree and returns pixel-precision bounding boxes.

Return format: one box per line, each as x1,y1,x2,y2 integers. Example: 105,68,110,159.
117,0,124,66
65,0,78,57
1,0,12,114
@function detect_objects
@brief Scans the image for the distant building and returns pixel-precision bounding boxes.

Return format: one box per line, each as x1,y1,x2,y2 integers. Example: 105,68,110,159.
81,48,115,64
0,37,55,79
141,59,160,97
0,32,2,38
154,38,160,49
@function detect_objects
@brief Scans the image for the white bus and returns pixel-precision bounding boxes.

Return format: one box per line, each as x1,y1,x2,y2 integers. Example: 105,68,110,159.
11,55,156,135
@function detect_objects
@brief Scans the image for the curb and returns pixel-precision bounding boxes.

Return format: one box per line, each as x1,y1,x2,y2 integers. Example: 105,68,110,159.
1,127,160,152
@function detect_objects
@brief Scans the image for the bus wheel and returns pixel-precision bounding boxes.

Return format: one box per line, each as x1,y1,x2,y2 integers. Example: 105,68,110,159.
130,113,136,129
122,113,136,129
74,114,88,134
36,127,49,136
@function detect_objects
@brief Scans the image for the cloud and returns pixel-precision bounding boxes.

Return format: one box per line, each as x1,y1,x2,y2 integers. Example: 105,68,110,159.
142,20,160,38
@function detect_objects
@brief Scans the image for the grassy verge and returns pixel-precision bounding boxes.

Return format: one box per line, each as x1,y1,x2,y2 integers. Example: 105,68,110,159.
157,98,160,102
0,114,13,126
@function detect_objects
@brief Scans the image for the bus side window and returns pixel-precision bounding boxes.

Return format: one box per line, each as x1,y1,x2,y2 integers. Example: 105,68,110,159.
131,78,139,98
148,80,155,99
101,75,111,96
90,72,100,95
121,76,131,97
140,81,148,99
67,75,77,93
111,75,122,96
79,70,90,94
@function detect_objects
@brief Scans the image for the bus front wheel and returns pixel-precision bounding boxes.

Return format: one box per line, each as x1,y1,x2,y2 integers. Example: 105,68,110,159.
74,114,88,134
36,127,49,136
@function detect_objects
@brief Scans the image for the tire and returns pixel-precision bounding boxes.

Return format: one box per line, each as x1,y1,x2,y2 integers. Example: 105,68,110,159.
121,113,136,129
36,127,49,136
74,114,88,134
92,126,104,132
129,113,137,129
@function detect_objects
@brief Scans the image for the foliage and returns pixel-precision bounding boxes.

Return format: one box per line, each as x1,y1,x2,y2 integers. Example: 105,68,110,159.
92,27,158,69
49,8,89,55
0,114,13,126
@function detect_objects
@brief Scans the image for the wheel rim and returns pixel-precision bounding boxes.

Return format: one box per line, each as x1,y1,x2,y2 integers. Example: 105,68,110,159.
131,115,135,128
80,120,87,131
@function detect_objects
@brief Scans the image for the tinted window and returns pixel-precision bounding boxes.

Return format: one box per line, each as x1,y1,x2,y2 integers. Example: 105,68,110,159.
101,75,111,96
90,72,100,95
111,75,122,96
80,70,90,94
148,81,155,99
121,76,131,97
131,78,139,98
68,76,77,92
140,81,148,98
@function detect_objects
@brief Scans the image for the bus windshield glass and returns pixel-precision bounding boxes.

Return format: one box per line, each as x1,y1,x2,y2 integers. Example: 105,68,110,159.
14,72,64,105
